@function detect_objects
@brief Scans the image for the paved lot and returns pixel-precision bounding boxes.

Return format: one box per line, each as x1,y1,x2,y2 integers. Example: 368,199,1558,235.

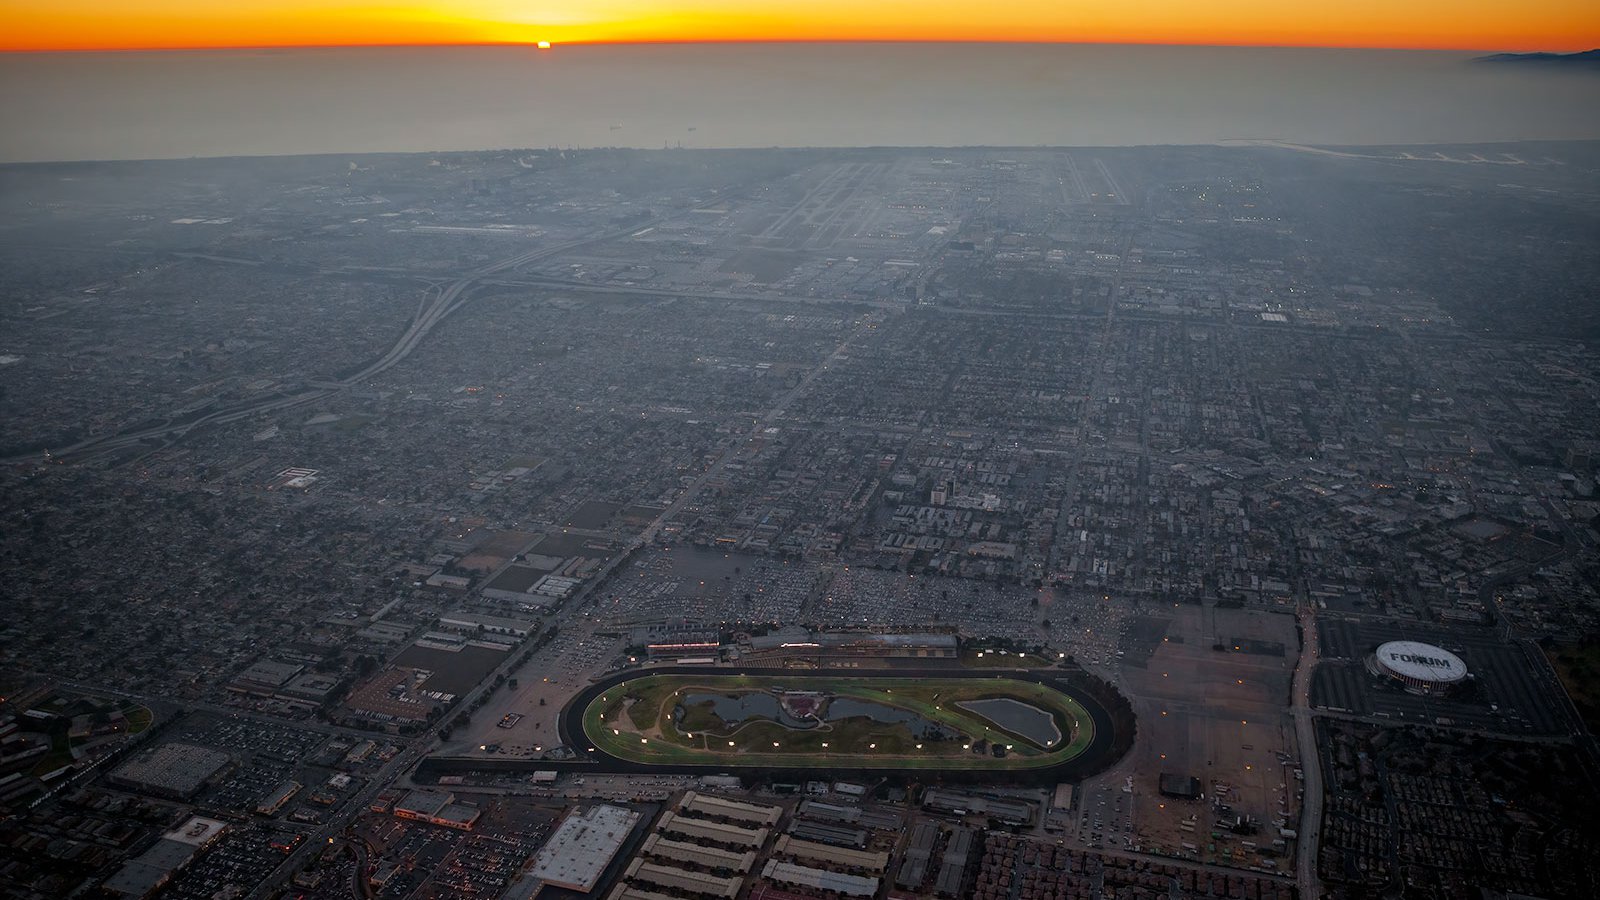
1313,617,1568,735
1081,602,1299,873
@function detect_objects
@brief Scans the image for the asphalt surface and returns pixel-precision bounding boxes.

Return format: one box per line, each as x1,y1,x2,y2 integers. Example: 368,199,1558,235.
1292,606,1325,900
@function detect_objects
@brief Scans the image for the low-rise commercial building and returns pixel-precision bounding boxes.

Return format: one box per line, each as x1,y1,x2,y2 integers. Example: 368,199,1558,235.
528,804,641,893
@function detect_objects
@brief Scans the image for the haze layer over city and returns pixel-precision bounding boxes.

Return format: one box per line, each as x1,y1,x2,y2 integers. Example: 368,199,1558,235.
5,44,1600,163
2,18,1599,900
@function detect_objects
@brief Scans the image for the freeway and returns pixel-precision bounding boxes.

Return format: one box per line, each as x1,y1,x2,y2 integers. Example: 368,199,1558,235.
4,219,662,466
1291,603,1326,900
51,679,377,742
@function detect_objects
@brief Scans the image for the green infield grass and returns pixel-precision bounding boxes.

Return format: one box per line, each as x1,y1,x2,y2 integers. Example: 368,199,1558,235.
581,672,1096,770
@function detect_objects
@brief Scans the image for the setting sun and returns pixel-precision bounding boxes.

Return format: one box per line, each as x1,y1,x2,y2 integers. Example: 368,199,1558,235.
1,1,1596,52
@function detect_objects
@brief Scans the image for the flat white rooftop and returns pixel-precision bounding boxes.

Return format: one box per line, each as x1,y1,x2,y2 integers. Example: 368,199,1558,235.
530,804,641,892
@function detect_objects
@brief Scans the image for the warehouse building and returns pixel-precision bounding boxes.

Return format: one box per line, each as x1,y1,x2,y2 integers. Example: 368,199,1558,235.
438,610,538,638
933,826,974,897
772,835,887,875
761,860,879,898
528,804,641,893
896,822,940,890
787,819,868,848
624,860,741,899
656,810,768,849
680,791,782,827
606,888,679,900
795,799,860,824
640,834,756,874
922,788,1035,826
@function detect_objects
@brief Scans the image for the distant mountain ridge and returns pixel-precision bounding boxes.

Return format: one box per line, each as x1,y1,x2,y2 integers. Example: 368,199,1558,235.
1475,49,1600,67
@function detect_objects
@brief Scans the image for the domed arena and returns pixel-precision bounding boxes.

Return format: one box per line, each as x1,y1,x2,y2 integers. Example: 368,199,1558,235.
1367,641,1468,695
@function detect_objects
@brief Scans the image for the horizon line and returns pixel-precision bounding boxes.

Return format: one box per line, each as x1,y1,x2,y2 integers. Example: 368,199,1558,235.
3,38,1592,56
11,136,1600,169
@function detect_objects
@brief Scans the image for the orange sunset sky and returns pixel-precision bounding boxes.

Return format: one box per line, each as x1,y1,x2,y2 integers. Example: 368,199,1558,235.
2,1,1597,53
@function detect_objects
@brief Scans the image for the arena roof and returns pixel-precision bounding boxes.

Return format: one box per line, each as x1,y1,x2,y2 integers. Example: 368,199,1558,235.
1374,641,1468,684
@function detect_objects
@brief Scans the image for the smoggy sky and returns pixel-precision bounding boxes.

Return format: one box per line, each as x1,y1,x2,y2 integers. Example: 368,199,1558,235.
3,0,1597,52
